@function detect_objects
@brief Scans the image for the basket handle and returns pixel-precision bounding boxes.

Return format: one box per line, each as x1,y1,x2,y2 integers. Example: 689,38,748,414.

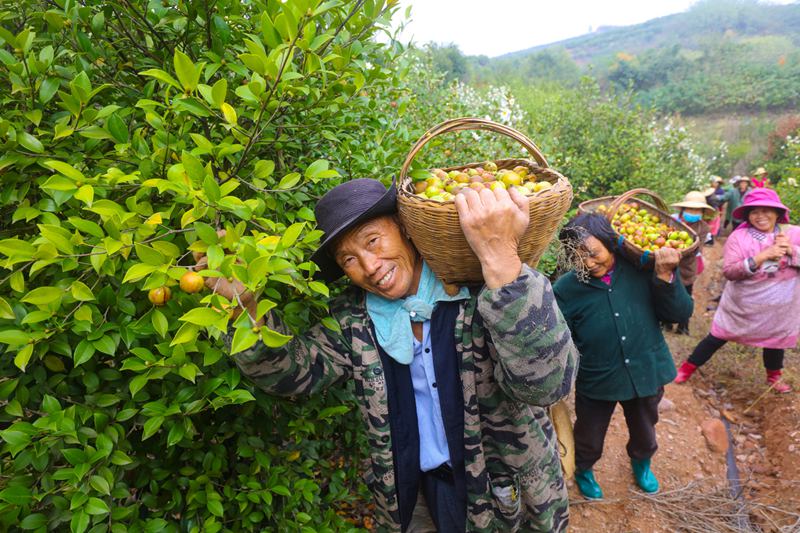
399,118,549,180
606,188,670,220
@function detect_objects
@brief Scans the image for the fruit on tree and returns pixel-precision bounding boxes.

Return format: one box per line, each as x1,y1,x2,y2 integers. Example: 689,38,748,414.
148,286,172,306
180,271,205,294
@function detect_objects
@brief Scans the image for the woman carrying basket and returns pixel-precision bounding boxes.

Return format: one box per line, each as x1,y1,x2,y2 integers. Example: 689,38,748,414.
553,213,692,500
675,188,800,392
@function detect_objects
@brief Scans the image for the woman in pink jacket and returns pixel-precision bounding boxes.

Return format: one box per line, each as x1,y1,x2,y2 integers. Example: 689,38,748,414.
674,188,800,392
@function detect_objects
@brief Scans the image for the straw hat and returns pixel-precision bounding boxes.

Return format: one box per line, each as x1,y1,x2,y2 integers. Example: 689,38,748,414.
671,191,716,214
710,175,724,184
731,175,750,185
753,167,767,176
702,187,717,197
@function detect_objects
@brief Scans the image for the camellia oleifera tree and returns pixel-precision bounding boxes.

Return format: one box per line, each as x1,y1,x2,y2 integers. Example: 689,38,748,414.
0,0,410,531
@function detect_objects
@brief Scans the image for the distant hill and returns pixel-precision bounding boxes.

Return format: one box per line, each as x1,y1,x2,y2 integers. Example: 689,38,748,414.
499,1,800,66
479,0,800,115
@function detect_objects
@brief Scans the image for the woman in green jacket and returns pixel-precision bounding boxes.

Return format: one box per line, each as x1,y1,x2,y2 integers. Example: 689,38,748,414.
553,213,693,500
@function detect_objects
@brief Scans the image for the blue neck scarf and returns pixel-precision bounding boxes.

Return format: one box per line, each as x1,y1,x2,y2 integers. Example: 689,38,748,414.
366,261,470,364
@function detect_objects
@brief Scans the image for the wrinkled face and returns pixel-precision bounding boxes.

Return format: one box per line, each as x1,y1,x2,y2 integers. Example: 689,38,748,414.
580,236,615,279
747,207,779,233
334,216,422,300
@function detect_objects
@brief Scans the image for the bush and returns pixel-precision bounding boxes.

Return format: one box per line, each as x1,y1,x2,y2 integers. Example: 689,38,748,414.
513,79,710,204
0,1,411,531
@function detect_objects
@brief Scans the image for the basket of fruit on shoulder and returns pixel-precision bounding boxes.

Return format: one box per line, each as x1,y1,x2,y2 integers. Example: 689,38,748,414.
397,118,573,285
578,188,699,269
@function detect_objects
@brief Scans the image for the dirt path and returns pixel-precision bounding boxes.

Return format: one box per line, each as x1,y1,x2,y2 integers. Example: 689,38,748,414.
567,233,800,532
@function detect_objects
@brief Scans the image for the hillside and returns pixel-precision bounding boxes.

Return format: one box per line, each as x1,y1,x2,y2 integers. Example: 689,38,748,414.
476,0,800,115
500,1,800,66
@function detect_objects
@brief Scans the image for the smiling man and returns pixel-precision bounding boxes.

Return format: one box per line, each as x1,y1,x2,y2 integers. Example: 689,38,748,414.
208,178,577,532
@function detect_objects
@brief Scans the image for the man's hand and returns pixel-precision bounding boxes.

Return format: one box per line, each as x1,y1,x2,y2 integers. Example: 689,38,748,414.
454,186,530,289
191,230,261,325
653,246,681,283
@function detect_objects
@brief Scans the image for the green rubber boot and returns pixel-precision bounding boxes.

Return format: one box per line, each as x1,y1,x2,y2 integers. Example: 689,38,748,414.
574,469,603,500
631,458,659,493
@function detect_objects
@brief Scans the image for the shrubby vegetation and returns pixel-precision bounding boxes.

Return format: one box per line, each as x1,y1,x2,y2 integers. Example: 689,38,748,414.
0,1,411,530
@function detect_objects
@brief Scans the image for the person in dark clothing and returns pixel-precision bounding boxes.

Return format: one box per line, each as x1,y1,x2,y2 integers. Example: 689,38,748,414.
553,214,692,500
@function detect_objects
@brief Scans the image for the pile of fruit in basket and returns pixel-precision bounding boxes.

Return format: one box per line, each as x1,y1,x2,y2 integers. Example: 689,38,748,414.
412,161,553,202
598,202,694,252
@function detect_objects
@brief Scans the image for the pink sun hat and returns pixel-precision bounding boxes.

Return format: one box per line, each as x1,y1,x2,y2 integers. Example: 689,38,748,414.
732,188,791,223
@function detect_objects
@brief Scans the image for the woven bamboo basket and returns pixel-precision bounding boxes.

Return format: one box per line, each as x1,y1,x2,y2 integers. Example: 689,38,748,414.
397,118,573,285
578,188,700,269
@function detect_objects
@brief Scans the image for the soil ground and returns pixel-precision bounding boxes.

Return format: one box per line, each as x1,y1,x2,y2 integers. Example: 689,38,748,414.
568,230,800,532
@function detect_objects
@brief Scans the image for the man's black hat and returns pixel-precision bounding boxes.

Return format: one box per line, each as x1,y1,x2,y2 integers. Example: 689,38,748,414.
310,178,397,282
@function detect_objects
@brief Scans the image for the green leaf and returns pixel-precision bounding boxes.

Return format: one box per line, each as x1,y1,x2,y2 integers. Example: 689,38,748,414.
276,172,301,189
211,78,227,107
89,475,111,496
140,68,182,90
207,499,224,517
280,222,304,248
0,485,33,505
74,184,94,205
170,322,199,346
93,335,116,356
203,175,221,202
308,281,329,297
74,340,96,367
142,415,164,440
44,160,86,181
71,510,90,533
179,307,226,327
261,328,293,348
74,306,93,322
18,131,44,153
174,49,199,91
231,326,258,354
151,309,168,337
221,102,237,125
0,238,36,258
85,497,109,515
70,281,95,301
39,77,60,103
167,421,185,446
194,222,219,244
0,297,14,319
206,244,223,270
305,159,329,179
20,513,47,530
0,329,29,346
110,450,133,465
107,113,129,143
22,286,63,306
14,344,33,372
122,263,158,283
134,244,166,266
38,224,74,254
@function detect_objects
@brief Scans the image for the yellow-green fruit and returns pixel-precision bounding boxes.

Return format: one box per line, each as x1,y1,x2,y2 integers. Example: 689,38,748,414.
501,171,522,187
484,161,498,172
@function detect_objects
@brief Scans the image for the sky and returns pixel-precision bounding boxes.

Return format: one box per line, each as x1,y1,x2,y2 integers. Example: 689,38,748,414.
391,0,796,58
